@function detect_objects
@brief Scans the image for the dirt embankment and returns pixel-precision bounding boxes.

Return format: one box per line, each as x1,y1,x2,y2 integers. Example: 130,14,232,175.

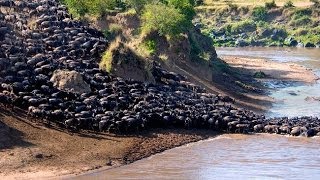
0,107,218,179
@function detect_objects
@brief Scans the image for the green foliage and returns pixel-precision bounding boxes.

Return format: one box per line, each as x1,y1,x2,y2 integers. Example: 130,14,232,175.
231,20,256,33
293,8,312,19
252,6,267,21
143,39,157,54
284,1,294,8
61,0,119,17
141,3,189,37
265,0,277,9
290,15,312,26
100,49,113,73
167,0,196,21
102,24,123,41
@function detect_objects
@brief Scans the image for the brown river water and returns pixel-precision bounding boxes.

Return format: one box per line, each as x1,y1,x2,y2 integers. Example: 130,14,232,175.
73,47,320,179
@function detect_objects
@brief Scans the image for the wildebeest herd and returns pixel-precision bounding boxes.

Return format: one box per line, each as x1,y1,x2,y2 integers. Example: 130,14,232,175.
0,0,319,137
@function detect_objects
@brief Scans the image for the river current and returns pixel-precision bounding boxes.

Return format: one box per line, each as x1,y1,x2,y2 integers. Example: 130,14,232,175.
76,47,320,180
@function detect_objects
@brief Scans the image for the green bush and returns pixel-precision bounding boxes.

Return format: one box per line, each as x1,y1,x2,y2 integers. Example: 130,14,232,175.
252,6,268,21
284,1,294,8
62,0,119,17
141,3,189,37
167,0,196,21
293,8,312,19
231,20,256,33
290,15,312,26
265,0,277,9
143,39,157,54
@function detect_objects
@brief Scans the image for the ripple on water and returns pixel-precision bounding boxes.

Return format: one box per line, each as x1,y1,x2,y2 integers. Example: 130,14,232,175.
75,134,320,180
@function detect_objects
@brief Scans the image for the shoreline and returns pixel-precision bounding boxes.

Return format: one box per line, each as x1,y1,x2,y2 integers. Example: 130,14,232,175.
1,56,318,179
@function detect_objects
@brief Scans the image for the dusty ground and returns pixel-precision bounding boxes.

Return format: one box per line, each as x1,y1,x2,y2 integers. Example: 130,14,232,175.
0,107,218,179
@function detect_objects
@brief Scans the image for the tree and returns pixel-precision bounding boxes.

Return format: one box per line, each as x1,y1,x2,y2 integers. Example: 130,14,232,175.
167,0,196,21
141,3,189,37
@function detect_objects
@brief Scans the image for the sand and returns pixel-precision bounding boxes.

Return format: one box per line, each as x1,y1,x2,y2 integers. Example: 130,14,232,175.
222,56,318,83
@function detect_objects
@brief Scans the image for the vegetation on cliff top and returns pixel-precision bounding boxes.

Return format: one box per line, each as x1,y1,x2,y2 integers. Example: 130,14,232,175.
196,0,320,47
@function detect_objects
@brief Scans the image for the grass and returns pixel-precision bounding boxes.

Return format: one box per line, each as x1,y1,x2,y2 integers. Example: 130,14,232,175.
99,37,121,73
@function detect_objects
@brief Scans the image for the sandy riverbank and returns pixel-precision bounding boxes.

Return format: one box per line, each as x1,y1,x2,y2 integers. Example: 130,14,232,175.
1,56,318,179
222,56,318,83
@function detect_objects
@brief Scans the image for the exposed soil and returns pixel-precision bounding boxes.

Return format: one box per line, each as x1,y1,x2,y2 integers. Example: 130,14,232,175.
0,107,218,179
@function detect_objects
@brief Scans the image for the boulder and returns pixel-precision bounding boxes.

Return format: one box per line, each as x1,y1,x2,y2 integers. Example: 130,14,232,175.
305,42,316,48
50,70,91,94
235,39,248,47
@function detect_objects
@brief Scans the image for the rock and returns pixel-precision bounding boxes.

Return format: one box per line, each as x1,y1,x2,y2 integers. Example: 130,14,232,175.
50,70,91,94
260,29,273,38
35,153,44,159
288,91,298,96
305,42,316,48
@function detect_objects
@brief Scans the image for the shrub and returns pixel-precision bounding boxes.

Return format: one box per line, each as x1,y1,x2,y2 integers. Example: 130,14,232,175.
143,39,157,54
252,6,268,21
293,8,312,19
62,0,119,17
99,38,121,73
231,20,256,33
289,15,312,26
284,1,294,8
265,0,277,9
141,3,189,37
167,0,196,21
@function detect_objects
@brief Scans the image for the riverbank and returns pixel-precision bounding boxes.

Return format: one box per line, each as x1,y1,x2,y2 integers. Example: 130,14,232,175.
0,107,219,179
221,56,318,83
1,55,318,179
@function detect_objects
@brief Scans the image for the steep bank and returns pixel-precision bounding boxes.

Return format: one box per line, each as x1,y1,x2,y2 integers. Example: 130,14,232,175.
0,107,218,179
196,0,320,47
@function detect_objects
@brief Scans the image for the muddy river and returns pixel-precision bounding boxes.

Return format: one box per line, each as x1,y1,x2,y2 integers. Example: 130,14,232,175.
75,47,320,179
